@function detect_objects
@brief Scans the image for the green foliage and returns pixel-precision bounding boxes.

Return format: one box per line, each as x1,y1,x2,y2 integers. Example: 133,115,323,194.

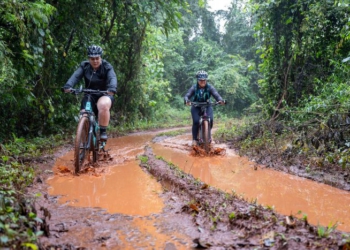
0,162,39,248
138,155,149,164
0,134,66,247
210,55,259,116
0,0,56,141
317,222,338,238
251,0,350,118
0,0,191,140
228,212,236,220
287,60,350,126
222,1,257,61
1,135,64,159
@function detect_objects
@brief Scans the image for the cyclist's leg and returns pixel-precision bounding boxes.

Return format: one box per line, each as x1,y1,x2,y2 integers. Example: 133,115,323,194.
97,95,113,125
191,106,201,144
97,95,114,140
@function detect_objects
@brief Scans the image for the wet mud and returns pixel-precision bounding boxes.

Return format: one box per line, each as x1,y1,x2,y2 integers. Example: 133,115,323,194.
32,145,195,249
151,141,350,233
141,146,349,249
28,129,350,249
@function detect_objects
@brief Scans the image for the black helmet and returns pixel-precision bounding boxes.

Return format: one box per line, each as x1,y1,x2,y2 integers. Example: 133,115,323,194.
87,45,103,57
196,70,208,80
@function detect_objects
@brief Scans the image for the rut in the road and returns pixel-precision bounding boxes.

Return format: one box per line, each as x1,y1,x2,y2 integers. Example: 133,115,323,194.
141,146,349,249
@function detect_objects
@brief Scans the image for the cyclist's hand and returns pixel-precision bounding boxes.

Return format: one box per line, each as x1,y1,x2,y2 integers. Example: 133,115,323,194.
107,91,114,96
186,101,191,106
218,100,225,105
63,88,72,93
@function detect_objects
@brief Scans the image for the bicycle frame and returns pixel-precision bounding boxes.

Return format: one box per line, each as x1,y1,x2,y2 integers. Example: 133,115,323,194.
80,94,105,152
189,100,225,153
81,98,96,151
192,102,214,145
67,88,108,174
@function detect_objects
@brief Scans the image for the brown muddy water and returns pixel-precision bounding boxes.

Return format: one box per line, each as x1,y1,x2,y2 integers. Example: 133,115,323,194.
48,130,350,241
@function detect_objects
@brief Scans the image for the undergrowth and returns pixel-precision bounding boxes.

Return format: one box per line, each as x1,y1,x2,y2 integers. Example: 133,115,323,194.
215,112,350,176
0,134,65,249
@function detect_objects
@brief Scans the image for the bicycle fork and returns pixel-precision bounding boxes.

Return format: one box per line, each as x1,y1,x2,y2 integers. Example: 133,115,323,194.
198,108,211,144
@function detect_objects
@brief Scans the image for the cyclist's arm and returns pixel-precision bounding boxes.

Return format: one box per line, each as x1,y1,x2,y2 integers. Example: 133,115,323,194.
209,85,224,103
184,85,195,105
63,64,84,90
104,61,117,95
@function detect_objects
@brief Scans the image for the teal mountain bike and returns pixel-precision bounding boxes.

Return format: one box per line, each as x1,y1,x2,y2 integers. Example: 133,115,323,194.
65,87,108,174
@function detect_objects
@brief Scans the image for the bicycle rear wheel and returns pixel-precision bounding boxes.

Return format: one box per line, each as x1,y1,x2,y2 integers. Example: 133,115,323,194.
74,116,90,174
202,120,210,153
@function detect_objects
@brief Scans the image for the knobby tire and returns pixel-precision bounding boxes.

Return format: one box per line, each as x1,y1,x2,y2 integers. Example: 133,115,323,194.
74,116,90,174
202,120,210,153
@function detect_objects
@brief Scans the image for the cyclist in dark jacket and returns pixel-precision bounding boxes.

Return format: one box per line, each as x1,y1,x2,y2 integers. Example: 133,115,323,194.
63,45,117,141
184,70,225,146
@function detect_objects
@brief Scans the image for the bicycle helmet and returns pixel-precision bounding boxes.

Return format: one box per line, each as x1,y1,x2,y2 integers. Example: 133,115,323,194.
87,45,103,57
196,70,208,80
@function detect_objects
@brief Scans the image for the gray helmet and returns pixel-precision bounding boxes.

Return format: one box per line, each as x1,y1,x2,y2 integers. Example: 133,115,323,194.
87,45,103,57
196,70,208,80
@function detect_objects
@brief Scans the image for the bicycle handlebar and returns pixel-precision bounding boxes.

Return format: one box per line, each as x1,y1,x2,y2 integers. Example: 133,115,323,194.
188,100,227,107
62,87,108,95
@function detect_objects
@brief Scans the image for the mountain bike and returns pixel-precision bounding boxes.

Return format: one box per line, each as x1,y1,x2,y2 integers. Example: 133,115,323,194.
190,101,226,154
65,87,108,174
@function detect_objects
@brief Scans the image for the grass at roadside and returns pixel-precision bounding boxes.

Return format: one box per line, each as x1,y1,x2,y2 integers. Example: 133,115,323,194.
0,134,66,249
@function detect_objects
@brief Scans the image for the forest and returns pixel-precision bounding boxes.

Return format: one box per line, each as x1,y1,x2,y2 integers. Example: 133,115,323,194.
1,0,350,247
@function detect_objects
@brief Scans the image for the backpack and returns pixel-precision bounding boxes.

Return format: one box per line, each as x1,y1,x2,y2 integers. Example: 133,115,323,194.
193,83,211,102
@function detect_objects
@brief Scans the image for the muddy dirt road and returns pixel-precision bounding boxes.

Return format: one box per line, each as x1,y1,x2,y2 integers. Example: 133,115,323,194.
32,129,350,249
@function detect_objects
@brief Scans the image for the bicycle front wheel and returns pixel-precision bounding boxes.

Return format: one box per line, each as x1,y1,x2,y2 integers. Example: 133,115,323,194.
74,116,90,174
202,120,210,153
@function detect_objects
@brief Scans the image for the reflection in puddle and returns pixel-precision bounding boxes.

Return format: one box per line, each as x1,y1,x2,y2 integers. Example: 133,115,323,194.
152,134,350,232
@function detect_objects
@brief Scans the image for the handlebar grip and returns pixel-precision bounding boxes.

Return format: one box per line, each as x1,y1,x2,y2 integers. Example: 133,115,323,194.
62,87,72,93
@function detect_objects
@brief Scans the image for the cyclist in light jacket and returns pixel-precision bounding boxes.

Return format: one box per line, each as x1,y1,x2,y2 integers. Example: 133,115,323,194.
63,45,117,141
184,70,225,146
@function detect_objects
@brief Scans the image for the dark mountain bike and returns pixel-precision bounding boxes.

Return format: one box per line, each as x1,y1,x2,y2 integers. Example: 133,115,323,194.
64,87,108,174
190,101,226,154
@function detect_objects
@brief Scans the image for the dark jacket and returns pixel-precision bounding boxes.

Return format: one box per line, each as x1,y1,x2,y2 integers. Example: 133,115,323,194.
64,60,117,93
184,83,223,103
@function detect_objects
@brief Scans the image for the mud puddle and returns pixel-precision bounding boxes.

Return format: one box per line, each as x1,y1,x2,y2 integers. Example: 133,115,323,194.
42,132,194,248
152,133,350,232
40,128,350,248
